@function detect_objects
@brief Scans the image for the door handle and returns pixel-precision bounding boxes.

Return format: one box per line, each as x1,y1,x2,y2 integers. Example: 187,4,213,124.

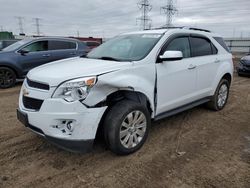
42,54,51,57
70,52,76,55
188,64,197,70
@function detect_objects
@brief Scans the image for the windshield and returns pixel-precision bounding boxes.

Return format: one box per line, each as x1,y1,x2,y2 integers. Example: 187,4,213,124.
87,34,162,61
2,39,30,51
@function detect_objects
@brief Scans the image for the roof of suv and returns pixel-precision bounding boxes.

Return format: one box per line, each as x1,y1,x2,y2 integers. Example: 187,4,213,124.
124,27,221,38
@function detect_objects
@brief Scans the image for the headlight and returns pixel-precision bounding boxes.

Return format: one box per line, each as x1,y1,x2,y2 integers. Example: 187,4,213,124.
52,77,97,102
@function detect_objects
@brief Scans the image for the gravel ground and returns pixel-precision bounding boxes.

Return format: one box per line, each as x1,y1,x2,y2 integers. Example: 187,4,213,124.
0,74,249,188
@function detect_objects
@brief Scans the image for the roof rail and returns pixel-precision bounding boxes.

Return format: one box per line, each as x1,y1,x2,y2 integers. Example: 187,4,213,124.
151,26,211,33
184,27,211,33
153,26,184,30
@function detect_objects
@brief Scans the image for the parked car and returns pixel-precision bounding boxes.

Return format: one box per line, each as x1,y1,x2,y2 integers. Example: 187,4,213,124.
0,39,20,50
0,37,88,88
17,27,233,155
236,55,250,76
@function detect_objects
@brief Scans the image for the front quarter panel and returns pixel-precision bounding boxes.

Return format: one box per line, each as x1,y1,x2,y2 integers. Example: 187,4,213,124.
83,61,156,115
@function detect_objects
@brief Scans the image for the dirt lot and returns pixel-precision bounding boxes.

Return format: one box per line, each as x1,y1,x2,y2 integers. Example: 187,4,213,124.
0,75,250,188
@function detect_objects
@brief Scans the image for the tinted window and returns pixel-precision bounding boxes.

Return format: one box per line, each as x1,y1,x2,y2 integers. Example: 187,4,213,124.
191,37,213,57
22,41,48,52
48,41,76,50
166,37,191,58
213,37,230,53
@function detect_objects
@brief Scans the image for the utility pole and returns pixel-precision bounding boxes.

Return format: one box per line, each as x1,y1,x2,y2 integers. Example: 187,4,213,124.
0,26,3,32
161,0,178,27
77,30,80,38
33,18,42,36
15,16,25,34
136,0,152,30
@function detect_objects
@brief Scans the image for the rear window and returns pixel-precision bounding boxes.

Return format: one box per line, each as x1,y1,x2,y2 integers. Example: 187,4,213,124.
49,40,76,50
213,37,230,53
191,37,215,57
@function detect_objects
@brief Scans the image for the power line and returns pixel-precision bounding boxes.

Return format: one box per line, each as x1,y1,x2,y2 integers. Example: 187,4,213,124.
161,0,178,27
136,0,152,30
15,16,24,34
33,18,42,36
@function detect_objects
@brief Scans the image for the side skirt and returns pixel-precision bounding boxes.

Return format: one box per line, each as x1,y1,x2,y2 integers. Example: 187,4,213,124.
154,97,211,121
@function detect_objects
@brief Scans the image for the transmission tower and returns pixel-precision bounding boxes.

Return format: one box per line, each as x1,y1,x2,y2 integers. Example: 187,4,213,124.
136,0,152,30
33,18,42,36
161,0,178,27
15,16,25,34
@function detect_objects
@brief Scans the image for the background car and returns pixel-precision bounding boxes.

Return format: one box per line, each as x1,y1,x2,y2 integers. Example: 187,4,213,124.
0,37,88,88
237,55,250,76
0,39,20,50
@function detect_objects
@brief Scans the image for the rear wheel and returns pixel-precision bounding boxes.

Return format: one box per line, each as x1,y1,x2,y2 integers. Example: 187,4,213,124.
104,100,150,155
206,79,230,111
0,67,16,89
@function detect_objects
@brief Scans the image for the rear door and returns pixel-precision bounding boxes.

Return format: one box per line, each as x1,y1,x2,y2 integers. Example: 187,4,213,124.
48,40,78,61
18,40,53,73
156,35,198,115
190,35,219,98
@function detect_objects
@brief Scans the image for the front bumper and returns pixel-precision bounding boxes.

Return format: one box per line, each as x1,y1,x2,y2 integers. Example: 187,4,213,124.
17,109,94,153
17,80,107,153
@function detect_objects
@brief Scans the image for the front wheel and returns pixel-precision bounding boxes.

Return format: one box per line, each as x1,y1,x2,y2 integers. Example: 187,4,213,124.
206,79,230,111
104,100,151,155
0,67,16,89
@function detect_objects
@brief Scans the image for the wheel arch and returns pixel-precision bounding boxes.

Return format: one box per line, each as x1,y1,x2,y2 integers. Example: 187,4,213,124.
95,90,153,140
0,63,20,78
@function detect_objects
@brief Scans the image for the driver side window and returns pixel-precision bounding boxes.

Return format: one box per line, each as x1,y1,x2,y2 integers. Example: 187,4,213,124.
22,41,48,52
165,37,191,58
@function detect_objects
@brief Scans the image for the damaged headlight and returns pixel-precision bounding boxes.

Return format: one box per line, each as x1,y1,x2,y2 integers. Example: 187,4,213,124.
52,77,97,102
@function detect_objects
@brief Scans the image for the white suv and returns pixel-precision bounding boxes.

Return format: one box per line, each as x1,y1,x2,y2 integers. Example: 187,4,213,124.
17,27,233,155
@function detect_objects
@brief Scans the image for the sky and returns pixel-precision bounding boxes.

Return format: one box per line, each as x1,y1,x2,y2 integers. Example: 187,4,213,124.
0,0,249,38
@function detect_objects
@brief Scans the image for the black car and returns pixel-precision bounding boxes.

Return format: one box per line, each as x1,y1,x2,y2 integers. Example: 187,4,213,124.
0,37,88,88
237,55,250,76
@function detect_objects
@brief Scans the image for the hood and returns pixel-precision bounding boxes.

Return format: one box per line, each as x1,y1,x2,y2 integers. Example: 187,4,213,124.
241,56,250,65
27,57,132,86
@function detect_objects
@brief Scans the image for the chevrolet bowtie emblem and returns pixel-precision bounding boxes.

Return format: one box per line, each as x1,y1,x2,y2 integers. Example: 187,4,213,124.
23,88,29,96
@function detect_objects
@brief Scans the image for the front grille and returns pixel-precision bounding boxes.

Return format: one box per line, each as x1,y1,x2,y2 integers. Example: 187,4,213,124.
23,96,44,111
27,78,50,90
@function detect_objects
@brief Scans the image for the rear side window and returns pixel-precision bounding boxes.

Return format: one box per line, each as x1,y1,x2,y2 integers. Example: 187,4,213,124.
48,41,76,50
213,37,230,52
165,37,191,58
190,37,216,57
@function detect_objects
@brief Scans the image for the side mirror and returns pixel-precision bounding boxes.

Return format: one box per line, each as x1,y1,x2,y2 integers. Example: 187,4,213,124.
19,49,29,55
159,51,183,62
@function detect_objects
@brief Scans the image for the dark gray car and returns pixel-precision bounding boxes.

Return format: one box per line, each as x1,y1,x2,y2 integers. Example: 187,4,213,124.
0,37,88,88
237,55,250,76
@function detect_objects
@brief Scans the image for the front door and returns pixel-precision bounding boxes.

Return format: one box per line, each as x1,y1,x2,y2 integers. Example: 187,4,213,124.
156,36,197,115
18,40,53,74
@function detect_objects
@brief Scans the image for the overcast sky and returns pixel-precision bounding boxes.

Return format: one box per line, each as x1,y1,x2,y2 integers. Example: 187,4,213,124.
0,0,249,38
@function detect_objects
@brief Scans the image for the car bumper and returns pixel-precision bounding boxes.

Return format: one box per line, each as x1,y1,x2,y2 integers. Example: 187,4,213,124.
17,84,107,153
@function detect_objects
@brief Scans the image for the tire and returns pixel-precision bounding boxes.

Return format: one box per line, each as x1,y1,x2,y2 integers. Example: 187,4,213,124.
0,67,16,89
103,100,151,155
206,79,230,111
